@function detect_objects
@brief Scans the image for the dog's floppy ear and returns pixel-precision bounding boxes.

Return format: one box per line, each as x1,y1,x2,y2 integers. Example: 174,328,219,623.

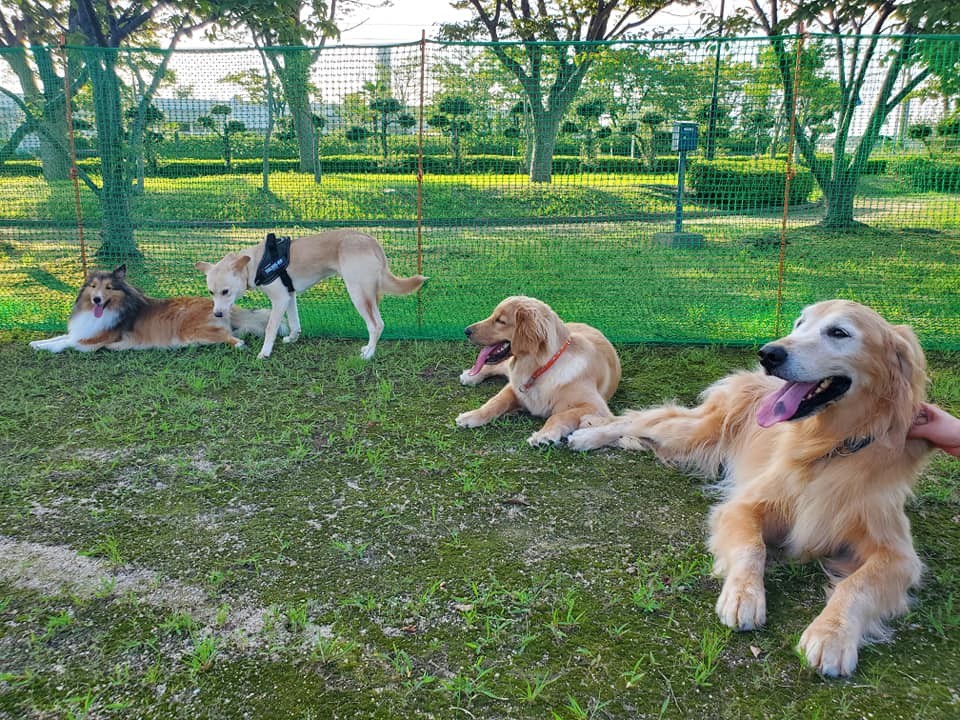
231,255,252,272
195,261,212,274
512,303,546,356
112,264,127,280
883,323,928,439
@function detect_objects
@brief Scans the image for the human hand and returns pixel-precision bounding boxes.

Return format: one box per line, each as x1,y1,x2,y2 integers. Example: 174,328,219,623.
908,403,960,457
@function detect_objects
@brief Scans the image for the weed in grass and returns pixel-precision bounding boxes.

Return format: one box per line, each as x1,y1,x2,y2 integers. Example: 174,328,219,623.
185,634,218,678
39,609,73,641
683,627,731,688
548,589,586,640
440,657,506,707
285,601,310,633
620,652,658,689
922,594,960,639
553,694,611,720
309,636,357,666
84,534,123,567
521,669,560,704
94,576,117,598
387,645,414,678
160,612,195,636
339,593,377,613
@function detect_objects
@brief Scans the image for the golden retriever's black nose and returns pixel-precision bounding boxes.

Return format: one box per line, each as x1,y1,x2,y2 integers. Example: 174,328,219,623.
758,344,787,372
464,327,473,337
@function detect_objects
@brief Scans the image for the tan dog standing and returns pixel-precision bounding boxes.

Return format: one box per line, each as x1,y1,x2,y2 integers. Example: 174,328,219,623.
456,296,621,447
568,300,933,677
196,230,426,359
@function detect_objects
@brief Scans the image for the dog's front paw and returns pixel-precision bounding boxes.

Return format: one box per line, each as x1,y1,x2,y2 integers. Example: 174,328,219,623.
360,344,375,360
459,369,483,386
455,410,486,429
566,427,608,451
716,577,766,631
234,339,246,349
798,615,859,677
527,428,563,447
28,340,41,350
257,349,272,359
282,331,299,344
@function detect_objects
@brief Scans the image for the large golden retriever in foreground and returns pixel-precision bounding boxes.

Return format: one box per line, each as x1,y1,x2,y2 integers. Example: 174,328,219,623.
567,299,933,676
456,296,621,447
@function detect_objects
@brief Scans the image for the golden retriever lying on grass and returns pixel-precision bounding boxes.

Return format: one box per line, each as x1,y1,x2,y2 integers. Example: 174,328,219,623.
456,296,621,447
568,299,933,677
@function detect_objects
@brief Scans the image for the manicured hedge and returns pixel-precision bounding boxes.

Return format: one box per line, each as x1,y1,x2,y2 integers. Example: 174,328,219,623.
687,158,815,207
887,156,960,192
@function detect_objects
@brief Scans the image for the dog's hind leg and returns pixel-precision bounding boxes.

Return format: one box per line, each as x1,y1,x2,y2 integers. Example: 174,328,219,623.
344,279,384,360
529,402,610,447
282,294,301,344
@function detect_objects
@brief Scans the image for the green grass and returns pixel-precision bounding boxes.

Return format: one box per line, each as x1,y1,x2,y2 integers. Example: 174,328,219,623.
0,337,958,718
1,172,958,347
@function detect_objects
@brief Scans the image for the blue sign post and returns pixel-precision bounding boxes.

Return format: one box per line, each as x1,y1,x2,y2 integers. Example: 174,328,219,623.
654,121,705,248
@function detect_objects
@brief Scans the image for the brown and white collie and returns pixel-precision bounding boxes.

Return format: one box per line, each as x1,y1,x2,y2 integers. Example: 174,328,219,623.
29,264,271,353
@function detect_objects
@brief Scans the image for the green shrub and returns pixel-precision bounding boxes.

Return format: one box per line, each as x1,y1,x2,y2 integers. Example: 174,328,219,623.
687,158,815,208
888,156,960,192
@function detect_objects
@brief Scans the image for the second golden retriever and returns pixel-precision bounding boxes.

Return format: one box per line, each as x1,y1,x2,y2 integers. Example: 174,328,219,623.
568,299,932,677
456,296,621,447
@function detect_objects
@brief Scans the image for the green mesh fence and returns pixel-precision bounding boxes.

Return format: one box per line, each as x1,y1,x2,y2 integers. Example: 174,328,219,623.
1,36,958,346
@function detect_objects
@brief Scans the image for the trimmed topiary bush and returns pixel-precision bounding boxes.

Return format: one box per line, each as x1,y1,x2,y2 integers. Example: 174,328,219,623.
687,159,815,208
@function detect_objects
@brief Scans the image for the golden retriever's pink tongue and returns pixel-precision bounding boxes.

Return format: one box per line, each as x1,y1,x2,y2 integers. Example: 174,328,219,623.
757,380,818,427
468,344,501,376
93,304,103,319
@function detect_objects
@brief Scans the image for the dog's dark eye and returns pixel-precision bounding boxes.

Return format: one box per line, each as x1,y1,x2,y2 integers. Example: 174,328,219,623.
826,326,850,339
208,290,214,295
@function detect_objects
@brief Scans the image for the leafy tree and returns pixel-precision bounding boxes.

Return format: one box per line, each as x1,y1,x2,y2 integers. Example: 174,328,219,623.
908,122,934,156
0,1,76,179
441,0,678,183
574,99,605,162
345,125,371,146
197,104,245,169
723,0,960,228
429,96,473,170
639,110,665,167
124,102,164,179
369,96,400,158
207,0,367,175
66,0,209,260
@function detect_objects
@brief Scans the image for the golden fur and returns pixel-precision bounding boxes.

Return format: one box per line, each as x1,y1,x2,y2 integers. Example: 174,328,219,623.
568,300,933,676
30,265,268,353
196,229,426,360
456,296,621,447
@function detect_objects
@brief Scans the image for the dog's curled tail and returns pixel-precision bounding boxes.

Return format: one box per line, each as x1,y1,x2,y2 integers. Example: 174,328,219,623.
380,271,427,296
229,307,288,338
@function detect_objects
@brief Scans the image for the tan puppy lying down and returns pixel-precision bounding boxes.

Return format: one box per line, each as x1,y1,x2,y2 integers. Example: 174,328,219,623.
568,300,933,677
197,229,426,359
456,295,621,447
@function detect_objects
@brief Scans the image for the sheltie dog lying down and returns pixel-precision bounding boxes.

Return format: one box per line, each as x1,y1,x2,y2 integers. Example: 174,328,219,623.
456,295,621,447
30,265,271,353
568,300,933,677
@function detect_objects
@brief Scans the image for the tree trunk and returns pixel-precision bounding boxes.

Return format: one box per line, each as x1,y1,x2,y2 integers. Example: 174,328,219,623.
819,174,857,228
529,111,562,183
276,51,316,175
89,52,138,263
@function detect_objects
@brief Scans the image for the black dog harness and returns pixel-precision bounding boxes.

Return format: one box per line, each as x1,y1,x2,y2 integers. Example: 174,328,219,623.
254,233,295,294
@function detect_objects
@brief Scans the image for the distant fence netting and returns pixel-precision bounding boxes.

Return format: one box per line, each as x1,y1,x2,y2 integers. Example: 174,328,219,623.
0,36,957,347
